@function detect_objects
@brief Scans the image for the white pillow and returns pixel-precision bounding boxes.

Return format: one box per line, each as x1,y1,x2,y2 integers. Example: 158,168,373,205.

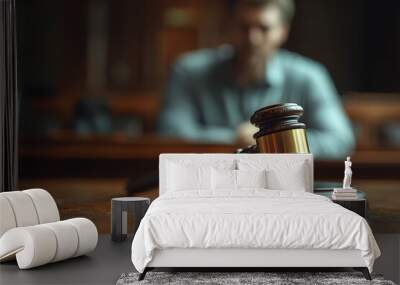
167,163,210,191
211,169,267,190
238,159,309,192
237,169,267,189
266,164,307,192
166,160,235,191
211,169,236,190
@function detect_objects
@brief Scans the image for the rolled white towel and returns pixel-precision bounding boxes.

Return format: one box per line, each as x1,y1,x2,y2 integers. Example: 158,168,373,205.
0,225,57,268
0,191,39,227
0,196,17,237
42,221,79,262
0,218,98,269
23,188,60,224
66,218,98,257
0,189,60,237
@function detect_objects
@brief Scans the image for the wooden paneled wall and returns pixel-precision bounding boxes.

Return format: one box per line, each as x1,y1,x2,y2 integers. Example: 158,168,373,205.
17,0,400,145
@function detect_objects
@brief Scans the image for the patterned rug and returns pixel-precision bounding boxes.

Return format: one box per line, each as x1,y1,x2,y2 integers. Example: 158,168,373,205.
116,271,396,285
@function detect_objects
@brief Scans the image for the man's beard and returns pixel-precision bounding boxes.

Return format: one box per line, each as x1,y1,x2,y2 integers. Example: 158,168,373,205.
235,52,267,87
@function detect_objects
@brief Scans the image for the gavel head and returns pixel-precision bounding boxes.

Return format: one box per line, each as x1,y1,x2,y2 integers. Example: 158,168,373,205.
249,103,310,154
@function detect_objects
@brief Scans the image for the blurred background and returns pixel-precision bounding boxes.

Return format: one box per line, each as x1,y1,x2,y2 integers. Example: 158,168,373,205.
17,0,400,233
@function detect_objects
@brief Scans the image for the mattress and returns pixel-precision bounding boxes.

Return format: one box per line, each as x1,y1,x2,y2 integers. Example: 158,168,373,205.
131,190,380,273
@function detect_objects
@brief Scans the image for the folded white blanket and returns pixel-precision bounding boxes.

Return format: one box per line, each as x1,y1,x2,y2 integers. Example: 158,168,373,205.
131,190,380,273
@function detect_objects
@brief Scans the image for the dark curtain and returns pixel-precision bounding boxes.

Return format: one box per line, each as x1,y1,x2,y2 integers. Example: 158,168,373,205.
0,0,18,192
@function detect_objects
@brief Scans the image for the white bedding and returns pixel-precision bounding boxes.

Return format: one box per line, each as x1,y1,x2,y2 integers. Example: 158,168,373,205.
131,190,380,273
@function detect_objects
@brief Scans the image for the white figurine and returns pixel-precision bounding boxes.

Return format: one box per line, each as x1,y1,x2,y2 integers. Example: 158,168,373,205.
342,156,353,189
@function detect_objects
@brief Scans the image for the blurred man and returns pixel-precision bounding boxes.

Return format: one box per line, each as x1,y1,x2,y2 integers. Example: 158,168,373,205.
158,0,355,159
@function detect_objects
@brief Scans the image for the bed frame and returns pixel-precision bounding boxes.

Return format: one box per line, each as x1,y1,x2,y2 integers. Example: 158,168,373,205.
138,154,372,281
139,248,371,280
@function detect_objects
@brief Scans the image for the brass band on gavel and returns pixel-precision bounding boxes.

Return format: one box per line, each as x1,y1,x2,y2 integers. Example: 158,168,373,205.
250,103,310,154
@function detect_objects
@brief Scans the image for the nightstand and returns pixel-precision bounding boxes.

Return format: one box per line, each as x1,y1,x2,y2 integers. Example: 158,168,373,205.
314,189,367,218
111,197,150,242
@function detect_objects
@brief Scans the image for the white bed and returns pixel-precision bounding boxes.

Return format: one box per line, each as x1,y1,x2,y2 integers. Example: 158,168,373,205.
131,154,380,280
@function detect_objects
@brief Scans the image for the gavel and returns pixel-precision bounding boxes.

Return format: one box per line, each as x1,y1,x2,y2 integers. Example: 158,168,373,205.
127,103,310,195
238,103,310,154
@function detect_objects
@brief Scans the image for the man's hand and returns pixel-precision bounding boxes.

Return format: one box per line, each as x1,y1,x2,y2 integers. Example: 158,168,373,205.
235,122,258,146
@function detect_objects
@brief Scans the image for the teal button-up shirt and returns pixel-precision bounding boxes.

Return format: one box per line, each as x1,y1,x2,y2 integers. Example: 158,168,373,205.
158,46,355,159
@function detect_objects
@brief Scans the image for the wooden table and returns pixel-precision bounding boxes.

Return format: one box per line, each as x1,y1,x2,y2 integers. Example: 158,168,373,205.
20,133,400,181
314,189,367,218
